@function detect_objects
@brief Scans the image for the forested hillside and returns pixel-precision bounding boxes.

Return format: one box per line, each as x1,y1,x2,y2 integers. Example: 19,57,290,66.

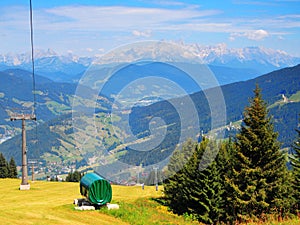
119,65,300,165
0,69,75,124
0,65,299,175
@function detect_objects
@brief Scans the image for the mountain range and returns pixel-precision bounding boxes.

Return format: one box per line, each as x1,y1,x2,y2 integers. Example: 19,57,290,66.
0,42,299,181
1,43,299,84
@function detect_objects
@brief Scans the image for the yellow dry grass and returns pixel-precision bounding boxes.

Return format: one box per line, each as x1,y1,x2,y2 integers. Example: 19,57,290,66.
111,184,162,202
0,179,127,225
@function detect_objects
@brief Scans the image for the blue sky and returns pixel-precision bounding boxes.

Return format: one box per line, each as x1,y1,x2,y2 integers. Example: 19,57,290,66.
0,0,299,56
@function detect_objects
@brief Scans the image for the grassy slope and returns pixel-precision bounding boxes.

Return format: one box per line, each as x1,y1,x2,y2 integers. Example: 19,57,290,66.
0,179,126,225
0,179,197,225
0,179,299,225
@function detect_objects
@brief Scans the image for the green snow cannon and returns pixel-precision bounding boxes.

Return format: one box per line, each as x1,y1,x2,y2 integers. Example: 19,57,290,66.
80,172,112,206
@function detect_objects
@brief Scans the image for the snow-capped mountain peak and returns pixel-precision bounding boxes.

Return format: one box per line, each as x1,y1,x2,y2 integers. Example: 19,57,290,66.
0,43,299,82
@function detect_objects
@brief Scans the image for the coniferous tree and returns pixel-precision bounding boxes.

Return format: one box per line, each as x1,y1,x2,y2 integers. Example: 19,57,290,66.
164,168,189,215
185,139,224,224
219,138,237,223
8,157,18,178
290,126,300,209
163,138,197,214
0,153,8,178
65,170,83,182
228,84,290,222
164,141,193,215
164,138,224,224
5,160,9,177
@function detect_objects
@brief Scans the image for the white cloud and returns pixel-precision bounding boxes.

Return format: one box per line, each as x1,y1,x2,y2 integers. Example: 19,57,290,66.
132,30,152,37
150,0,188,6
230,29,269,41
1,5,296,37
40,5,220,31
0,4,299,55
278,14,300,19
247,29,269,40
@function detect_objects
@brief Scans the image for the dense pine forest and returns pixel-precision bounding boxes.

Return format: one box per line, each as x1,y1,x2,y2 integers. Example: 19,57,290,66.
163,85,300,224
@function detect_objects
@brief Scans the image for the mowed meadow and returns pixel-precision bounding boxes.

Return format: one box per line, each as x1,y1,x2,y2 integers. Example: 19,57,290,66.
0,179,197,225
0,179,299,225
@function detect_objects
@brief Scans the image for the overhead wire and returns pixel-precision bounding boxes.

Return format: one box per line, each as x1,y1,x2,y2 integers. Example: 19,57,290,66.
29,0,40,160
29,0,36,116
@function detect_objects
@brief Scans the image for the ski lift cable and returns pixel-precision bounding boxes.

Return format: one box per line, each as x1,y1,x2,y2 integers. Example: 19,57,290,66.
29,0,36,117
29,0,38,140
29,0,40,158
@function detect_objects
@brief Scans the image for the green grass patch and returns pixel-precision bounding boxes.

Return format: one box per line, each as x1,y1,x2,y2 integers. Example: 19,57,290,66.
101,198,198,225
289,91,300,102
12,97,34,108
46,101,71,115
33,90,44,95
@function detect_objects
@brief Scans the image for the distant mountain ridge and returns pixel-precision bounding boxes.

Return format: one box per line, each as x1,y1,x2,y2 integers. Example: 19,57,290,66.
0,49,91,82
188,44,298,69
1,43,299,83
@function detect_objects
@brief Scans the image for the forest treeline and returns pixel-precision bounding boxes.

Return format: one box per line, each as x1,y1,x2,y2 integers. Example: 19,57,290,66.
0,153,17,178
163,85,300,224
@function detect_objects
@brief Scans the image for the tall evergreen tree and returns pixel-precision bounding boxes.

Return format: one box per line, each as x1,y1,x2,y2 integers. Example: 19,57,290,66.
164,138,224,224
186,139,224,224
8,157,18,178
0,153,8,178
164,139,196,215
219,138,237,223
290,126,300,209
228,84,289,222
